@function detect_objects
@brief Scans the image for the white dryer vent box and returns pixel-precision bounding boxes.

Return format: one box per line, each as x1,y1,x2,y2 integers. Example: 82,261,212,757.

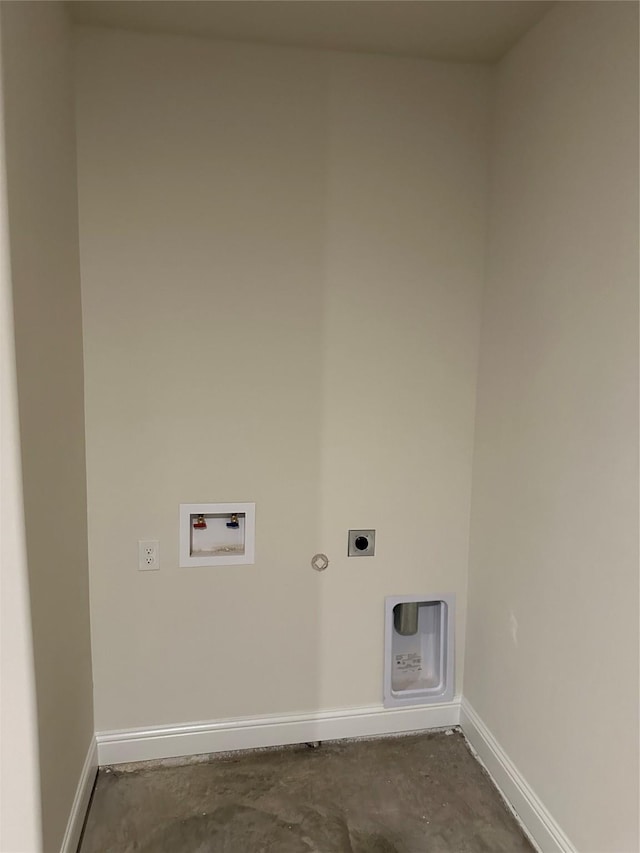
383,594,455,708
179,502,255,567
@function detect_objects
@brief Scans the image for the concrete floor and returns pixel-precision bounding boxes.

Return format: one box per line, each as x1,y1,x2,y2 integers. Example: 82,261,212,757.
79,731,534,853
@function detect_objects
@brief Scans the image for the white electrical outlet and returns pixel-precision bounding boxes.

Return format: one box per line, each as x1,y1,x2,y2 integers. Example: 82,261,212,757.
138,539,159,571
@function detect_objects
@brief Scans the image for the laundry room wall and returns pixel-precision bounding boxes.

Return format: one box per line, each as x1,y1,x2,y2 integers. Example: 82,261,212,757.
465,3,639,850
1,2,94,850
74,27,490,731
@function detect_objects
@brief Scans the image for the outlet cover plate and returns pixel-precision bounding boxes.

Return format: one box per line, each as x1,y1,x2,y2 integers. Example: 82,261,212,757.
348,529,375,557
138,539,159,571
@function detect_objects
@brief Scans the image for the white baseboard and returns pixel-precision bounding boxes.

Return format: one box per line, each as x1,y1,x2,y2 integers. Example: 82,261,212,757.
60,737,98,853
92,698,575,853
460,699,576,853
96,699,461,766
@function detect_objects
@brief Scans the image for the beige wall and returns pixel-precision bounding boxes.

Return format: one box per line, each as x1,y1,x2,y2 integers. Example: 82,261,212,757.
1,2,94,851
75,27,489,731
465,3,639,852
0,6,42,847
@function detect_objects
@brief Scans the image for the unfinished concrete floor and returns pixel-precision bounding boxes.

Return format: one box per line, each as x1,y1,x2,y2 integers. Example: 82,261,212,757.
79,731,534,853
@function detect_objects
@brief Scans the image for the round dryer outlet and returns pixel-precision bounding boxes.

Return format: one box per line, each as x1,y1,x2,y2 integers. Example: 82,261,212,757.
348,529,375,557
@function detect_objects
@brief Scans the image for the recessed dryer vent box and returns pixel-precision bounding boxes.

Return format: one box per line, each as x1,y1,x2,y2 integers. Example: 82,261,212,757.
383,594,454,708
179,502,255,567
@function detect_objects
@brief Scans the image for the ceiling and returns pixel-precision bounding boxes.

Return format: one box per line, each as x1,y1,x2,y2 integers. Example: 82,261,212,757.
68,1,554,64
